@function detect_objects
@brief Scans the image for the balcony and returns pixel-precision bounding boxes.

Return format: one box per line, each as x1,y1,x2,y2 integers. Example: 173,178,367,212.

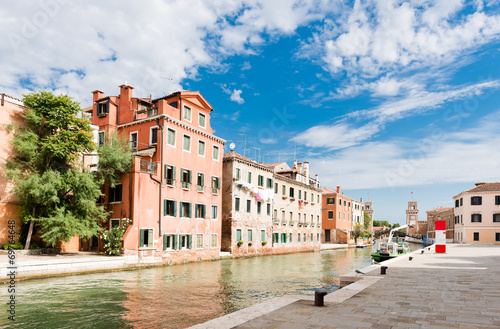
211,188,219,195
181,182,191,189
273,219,280,225
166,178,175,186
197,185,204,192
140,160,157,174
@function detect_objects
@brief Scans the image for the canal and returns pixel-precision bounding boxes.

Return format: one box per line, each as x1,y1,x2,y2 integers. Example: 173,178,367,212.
2,248,374,328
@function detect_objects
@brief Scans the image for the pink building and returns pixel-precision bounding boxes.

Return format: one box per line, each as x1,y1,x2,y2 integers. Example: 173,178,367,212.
453,182,500,244
321,186,354,244
88,85,225,262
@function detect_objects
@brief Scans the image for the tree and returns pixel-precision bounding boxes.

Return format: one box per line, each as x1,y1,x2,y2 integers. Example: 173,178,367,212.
352,223,363,239
392,223,401,229
363,211,372,230
6,91,107,248
95,132,132,188
373,220,391,227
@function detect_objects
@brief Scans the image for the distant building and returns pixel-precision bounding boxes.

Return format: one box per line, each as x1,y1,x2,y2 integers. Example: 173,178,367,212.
221,153,322,256
426,207,454,243
453,182,500,244
406,201,427,235
352,199,364,228
364,200,374,231
321,186,353,244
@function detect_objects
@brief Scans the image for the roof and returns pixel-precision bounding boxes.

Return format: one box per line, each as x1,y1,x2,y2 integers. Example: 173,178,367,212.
262,162,287,168
426,207,453,213
273,173,322,192
152,91,213,111
320,187,336,195
465,182,500,193
223,151,256,164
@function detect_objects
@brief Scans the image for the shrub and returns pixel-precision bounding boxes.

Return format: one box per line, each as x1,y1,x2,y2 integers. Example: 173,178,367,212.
101,218,131,255
3,242,23,250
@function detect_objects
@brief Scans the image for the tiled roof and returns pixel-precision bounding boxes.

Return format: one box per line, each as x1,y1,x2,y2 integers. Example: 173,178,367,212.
465,182,500,193
426,207,453,214
223,151,256,164
320,187,336,194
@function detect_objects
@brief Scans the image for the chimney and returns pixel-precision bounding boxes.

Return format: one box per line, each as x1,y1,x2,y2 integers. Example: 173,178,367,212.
297,162,303,174
360,197,363,202
92,90,104,103
336,186,340,193
303,161,310,179
293,159,297,169
119,83,134,105
475,182,486,186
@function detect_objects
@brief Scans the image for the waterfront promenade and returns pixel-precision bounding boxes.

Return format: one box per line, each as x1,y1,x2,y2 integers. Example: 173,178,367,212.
193,244,500,329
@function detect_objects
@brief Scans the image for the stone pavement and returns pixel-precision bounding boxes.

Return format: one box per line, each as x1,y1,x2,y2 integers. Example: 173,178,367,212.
194,244,500,329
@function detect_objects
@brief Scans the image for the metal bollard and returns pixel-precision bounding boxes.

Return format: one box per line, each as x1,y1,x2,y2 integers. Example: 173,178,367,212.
314,289,328,306
409,256,413,261
380,266,388,275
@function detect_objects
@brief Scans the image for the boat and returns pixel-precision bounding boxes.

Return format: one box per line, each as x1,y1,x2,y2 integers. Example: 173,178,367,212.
356,245,367,248
371,225,412,262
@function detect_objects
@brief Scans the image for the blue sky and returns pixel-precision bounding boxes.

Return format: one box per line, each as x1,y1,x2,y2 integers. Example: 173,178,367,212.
2,0,500,224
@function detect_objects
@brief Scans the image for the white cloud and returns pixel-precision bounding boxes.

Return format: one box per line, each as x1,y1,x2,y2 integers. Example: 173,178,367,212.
241,61,251,71
230,89,244,104
308,109,500,189
0,0,341,104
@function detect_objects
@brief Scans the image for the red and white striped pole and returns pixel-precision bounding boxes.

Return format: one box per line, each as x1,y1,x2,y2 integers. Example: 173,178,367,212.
435,220,446,253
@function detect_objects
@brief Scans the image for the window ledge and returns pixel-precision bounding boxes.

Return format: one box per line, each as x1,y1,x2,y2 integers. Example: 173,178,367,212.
139,247,156,250
109,201,122,205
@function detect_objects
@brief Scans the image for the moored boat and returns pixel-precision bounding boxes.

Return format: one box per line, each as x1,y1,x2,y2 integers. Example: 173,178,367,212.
371,225,412,262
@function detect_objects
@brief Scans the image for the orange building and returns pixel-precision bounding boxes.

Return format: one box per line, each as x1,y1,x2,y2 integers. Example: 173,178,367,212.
88,85,225,262
426,207,454,242
321,186,353,244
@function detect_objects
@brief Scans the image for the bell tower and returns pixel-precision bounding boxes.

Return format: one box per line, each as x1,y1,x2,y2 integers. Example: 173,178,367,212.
406,201,418,233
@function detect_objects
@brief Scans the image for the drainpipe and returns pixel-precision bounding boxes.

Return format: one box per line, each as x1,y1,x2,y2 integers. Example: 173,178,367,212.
155,116,164,237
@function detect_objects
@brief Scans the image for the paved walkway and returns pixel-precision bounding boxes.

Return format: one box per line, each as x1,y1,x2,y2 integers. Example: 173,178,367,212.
194,244,500,329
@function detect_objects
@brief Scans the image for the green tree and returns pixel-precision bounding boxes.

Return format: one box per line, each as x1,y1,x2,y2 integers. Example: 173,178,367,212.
373,220,391,227
363,211,372,230
6,91,107,249
392,223,401,229
352,223,363,239
96,132,132,188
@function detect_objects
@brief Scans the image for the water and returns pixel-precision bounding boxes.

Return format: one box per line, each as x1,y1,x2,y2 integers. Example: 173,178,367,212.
1,248,373,328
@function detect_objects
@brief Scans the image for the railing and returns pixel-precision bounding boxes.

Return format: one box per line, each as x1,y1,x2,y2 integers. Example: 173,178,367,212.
140,160,157,174
197,185,204,192
211,188,219,194
273,219,280,225
147,108,158,117
166,178,175,186
181,182,191,189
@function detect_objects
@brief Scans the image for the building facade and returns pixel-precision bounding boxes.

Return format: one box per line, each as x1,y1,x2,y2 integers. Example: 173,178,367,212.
426,207,454,242
453,182,500,244
321,186,353,244
89,85,225,262
406,201,427,235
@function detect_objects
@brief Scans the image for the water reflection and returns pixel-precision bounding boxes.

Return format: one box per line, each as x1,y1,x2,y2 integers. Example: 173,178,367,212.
0,248,373,328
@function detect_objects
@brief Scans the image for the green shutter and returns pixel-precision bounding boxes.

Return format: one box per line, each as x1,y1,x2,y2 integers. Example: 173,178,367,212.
187,203,192,218
164,164,167,178
173,202,177,217
140,229,145,247
164,199,167,216
172,166,176,180
200,173,204,186
217,177,221,189
148,229,154,247
188,170,192,183
173,234,178,250
188,235,192,249
261,230,265,241
163,235,167,250
180,202,184,217
236,229,241,241
285,233,287,243
202,205,206,218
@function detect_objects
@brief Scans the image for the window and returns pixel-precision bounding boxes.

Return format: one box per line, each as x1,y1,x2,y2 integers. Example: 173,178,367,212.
167,128,176,146
181,168,192,189
179,234,192,249
328,211,333,219
471,214,482,222
298,233,301,242
109,184,122,203
317,233,319,241
273,233,279,244
493,214,500,222
199,113,206,128
197,172,204,192
317,195,319,203
267,178,273,188
289,187,294,198
195,204,206,219
258,175,264,187
235,198,240,211
261,230,265,242
196,234,203,249
211,234,218,248
183,106,191,121
274,183,278,194
257,201,261,214
282,185,286,195
303,233,306,242
460,198,463,206
130,132,138,149
163,234,175,250
235,168,241,180
246,200,251,213
496,232,500,242
267,203,271,216
198,140,206,156
496,196,500,205
212,145,219,161
473,232,479,241
327,198,335,204
150,127,158,145
183,135,191,151
455,199,459,208
348,202,351,208
311,233,313,242
281,233,287,243
96,102,109,116
339,199,342,205
247,230,253,242
298,190,302,199
98,131,105,146
248,172,252,184
164,199,176,217
471,196,482,205
140,229,153,248
236,229,242,242
344,200,346,207
165,165,176,186
110,219,120,229
211,176,220,194
289,234,292,243
211,205,218,220
304,192,307,201
180,202,192,218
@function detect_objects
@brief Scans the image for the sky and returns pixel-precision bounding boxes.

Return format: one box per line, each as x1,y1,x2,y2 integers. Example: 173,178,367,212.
2,0,500,224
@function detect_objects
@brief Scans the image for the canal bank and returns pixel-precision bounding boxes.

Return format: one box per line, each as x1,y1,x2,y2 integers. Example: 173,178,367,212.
193,244,500,329
0,244,350,281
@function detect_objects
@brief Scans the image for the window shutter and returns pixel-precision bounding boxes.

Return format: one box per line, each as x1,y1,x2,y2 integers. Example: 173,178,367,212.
217,177,221,189
180,203,184,217
172,166,176,180
148,229,154,247
188,235,192,249
187,203,192,218
164,164,168,178
163,235,167,250
202,205,206,218
173,235,178,250
140,229,145,247
188,170,192,183
164,199,167,216
180,168,185,182
200,173,204,186
195,204,199,218
105,101,109,113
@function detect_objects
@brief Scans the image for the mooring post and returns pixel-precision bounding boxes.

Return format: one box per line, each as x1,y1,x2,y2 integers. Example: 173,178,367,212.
314,289,328,306
381,266,388,275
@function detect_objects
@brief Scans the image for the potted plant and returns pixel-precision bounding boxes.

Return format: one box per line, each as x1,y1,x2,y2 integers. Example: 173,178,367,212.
237,240,244,247
262,241,268,245
282,196,288,199
290,198,295,201
248,242,253,247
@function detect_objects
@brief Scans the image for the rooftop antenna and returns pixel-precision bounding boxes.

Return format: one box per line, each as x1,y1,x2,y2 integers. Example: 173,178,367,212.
411,188,414,202
238,134,249,158
294,141,297,161
367,190,370,202
251,147,260,163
